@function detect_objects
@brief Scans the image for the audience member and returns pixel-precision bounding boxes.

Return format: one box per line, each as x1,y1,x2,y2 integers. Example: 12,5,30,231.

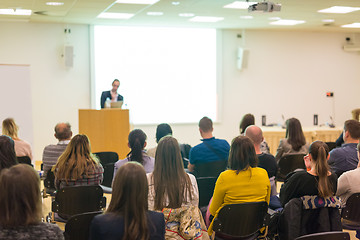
0,164,64,240
240,113,270,153
147,136,199,210
0,135,17,171
245,125,277,178
147,123,172,158
275,117,309,163
208,136,270,235
336,143,360,206
53,134,103,189
90,162,165,240
42,122,72,177
188,117,230,172
328,119,360,177
114,129,155,179
279,141,337,206
2,118,33,161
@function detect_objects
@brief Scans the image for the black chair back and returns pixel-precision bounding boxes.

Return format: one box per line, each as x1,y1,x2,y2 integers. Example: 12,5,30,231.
64,211,102,240
101,162,115,188
93,151,119,165
277,154,306,181
193,160,227,178
17,156,32,166
213,202,268,239
44,169,56,196
341,193,360,230
52,185,106,220
295,231,350,240
325,142,337,152
197,177,217,207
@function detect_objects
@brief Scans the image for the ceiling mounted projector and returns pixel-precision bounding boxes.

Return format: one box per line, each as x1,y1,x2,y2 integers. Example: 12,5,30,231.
248,2,281,12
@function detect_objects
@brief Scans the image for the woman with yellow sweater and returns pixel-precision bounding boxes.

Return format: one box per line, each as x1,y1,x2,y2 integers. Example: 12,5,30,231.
208,136,271,235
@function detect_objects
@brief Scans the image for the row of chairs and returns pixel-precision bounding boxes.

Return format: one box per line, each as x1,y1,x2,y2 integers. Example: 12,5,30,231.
213,193,360,239
46,185,107,240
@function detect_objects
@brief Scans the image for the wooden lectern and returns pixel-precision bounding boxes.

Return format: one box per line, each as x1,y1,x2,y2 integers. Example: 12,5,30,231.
79,109,130,159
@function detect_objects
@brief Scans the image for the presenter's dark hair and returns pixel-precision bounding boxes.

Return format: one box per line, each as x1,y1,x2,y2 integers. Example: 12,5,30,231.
112,79,120,85
127,129,147,165
344,119,360,139
285,118,306,151
229,136,258,174
199,117,213,132
0,136,17,171
106,162,149,240
240,114,255,134
0,164,42,227
156,123,172,143
152,136,193,210
309,141,333,197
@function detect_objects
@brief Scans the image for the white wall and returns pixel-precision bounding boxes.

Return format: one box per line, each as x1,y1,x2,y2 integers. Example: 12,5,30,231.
1,22,360,159
138,30,360,149
0,22,90,160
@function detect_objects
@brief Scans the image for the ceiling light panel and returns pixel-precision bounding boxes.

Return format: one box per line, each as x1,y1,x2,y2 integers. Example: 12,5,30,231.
270,19,305,26
189,16,224,23
0,9,32,15
341,22,360,28
318,6,360,14
97,12,134,19
116,0,159,4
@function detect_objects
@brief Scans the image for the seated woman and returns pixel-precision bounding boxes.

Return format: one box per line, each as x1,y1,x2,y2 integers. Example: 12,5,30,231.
2,118,33,162
208,136,271,235
90,162,165,240
240,113,270,154
113,129,154,178
275,117,309,163
0,135,18,171
147,136,198,210
0,164,64,240
53,134,103,189
279,141,338,206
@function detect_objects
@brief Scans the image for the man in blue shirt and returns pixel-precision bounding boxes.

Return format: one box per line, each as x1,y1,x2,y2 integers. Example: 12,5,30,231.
188,117,230,172
328,119,360,177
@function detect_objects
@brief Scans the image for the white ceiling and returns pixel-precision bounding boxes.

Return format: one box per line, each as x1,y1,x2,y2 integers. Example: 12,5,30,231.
1,0,360,32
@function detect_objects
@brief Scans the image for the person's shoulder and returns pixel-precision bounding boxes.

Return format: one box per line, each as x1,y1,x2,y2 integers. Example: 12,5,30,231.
114,158,128,167
214,137,229,144
253,167,269,176
148,210,164,219
187,172,196,181
259,153,275,160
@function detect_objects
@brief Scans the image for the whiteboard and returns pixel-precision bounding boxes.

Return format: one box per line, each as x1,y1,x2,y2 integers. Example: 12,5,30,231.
0,64,33,147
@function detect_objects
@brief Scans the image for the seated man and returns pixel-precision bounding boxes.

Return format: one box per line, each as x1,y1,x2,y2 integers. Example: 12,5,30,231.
245,125,278,179
188,117,230,173
42,122,72,177
328,119,360,177
245,125,280,210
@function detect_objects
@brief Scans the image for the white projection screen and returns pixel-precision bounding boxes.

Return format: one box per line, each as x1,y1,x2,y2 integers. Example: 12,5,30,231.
93,26,219,125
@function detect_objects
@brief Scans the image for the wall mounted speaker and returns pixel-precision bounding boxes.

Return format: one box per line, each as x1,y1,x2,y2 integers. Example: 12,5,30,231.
237,48,249,70
64,45,74,68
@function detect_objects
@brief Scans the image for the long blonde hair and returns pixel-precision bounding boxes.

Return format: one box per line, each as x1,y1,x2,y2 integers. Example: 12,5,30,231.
152,136,193,210
2,118,19,139
54,134,99,183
